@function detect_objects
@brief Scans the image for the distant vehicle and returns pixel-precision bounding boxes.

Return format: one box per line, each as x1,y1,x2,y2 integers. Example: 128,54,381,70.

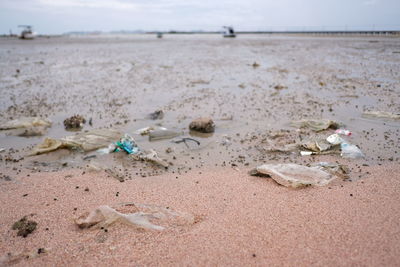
222,26,236,38
18,25,36,40
157,32,163,39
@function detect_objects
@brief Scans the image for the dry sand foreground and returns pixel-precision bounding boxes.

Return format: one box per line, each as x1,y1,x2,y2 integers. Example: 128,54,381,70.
0,164,400,266
0,34,400,266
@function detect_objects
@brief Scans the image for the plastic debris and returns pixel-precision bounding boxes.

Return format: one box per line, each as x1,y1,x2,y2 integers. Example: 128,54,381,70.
311,162,350,179
301,139,332,152
300,151,314,156
341,143,364,159
362,111,400,120
135,126,154,136
63,115,86,129
149,129,180,141
326,134,344,145
115,134,138,154
97,143,117,155
30,129,121,155
189,117,215,133
252,163,335,188
172,137,200,148
0,148,5,153
0,117,51,130
335,129,352,136
75,203,194,231
138,149,169,168
148,110,164,120
290,119,339,132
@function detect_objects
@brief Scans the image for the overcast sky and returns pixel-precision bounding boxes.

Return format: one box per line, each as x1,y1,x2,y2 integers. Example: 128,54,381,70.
1,0,399,34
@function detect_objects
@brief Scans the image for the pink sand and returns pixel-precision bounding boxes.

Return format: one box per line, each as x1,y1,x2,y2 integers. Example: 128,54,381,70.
1,163,400,266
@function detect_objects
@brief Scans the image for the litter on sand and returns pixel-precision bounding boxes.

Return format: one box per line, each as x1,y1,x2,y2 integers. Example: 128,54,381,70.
362,111,400,120
135,126,154,135
0,117,52,130
149,129,180,141
310,162,350,179
172,137,200,148
137,149,169,168
115,134,139,154
290,119,339,132
250,163,336,188
75,203,194,231
30,129,121,155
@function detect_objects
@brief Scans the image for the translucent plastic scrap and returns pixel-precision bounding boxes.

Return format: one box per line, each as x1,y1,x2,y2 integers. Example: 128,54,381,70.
290,119,339,132
255,163,335,188
0,117,52,130
340,143,364,159
75,203,194,231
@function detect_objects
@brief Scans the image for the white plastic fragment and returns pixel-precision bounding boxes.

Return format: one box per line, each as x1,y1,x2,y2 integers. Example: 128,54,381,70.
300,151,313,156
326,134,344,145
75,203,194,231
255,163,335,188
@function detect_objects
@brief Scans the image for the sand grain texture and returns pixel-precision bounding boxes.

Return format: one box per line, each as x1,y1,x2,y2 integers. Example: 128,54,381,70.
0,163,399,266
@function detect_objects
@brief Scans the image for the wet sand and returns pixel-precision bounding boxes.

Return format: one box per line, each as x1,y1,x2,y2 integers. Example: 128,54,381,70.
0,34,400,265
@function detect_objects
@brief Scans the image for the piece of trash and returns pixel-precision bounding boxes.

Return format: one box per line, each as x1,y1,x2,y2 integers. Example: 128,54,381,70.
0,117,51,130
300,151,313,156
83,155,97,160
189,117,215,133
8,126,48,137
340,143,364,159
135,126,154,136
97,143,117,155
274,84,287,90
148,110,164,120
326,134,344,145
115,134,139,154
63,115,86,129
30,129,121,155
149,129,180,141
75,203,194,231
138,149,169,168
290,119,339,132
362,111,400,120
0,148,5,153
252,62,260,68
252,163,335,188
301,139,332,152
172,137,200,148
335,129,352,136
0,248,50,266
311,162,350,179
12,216,37,237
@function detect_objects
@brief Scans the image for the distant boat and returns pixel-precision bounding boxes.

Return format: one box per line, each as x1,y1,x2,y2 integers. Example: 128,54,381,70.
222,26,236,38
18,25,36,40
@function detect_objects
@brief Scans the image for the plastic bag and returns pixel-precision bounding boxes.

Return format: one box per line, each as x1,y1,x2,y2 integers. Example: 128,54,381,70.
0,117,51,130
75,203,194,231
340,143,364,159
253,163,335,188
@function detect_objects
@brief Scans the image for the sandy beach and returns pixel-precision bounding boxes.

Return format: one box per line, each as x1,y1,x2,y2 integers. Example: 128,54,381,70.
0,34,399,266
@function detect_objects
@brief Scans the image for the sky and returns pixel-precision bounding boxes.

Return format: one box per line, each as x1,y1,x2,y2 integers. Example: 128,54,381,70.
1,0,399,34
